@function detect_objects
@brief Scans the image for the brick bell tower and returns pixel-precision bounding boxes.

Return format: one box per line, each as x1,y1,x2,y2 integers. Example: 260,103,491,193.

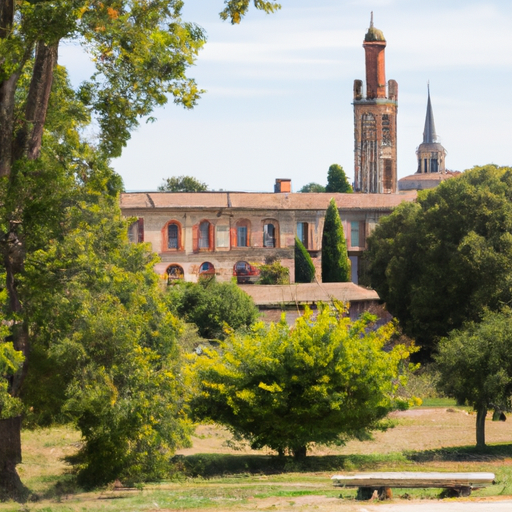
353,14,398,193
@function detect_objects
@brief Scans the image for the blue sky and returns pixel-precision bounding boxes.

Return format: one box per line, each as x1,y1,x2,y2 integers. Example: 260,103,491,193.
60,0,512,192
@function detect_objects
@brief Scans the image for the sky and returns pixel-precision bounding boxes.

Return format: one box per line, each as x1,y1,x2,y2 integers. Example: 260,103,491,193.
59,0,512,193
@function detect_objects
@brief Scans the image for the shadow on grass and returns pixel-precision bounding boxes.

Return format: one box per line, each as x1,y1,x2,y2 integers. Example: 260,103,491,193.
177,453,407,478
178,444,512,478
405,443,512,463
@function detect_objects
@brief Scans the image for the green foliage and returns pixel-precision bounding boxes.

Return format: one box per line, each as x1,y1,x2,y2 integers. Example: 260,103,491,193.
321,199,350,282
294,237,316,283
325,164,353,193
0,0,281,496
367,164,512,355
0,340,25,420
220,0,282,24
18,182,192,487
158,175,208,192
299,182,325,193
257,258,290,285
436,309,512,446
166,280,259,340
189,304,415,458
0,65,190,487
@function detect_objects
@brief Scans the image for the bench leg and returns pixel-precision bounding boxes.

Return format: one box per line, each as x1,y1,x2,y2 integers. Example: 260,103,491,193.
442,486,472,498
357,486,392,500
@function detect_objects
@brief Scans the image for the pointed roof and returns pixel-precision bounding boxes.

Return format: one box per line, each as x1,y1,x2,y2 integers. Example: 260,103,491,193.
423,84,437,143
364,11,385,42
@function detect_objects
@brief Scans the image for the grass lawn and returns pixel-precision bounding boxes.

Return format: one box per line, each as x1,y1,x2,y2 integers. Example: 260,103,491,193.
2,407,512,511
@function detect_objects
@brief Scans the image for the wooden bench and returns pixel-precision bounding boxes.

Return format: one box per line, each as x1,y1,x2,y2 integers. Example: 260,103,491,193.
331,472,495,500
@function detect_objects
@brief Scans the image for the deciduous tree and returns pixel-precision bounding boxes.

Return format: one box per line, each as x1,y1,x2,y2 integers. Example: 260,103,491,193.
167,280,259,340
158,175,208,192
299,182,325,193
0,1,279,496
321,199,350,282
189,304,414,458
367,165,512,356
436,310,512,448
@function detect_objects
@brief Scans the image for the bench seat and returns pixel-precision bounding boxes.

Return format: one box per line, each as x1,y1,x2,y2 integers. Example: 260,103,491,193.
332,472,495,499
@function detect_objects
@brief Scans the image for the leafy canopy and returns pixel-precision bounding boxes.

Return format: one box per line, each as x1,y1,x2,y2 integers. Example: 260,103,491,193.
166,279,259,340
321,198,350,282
158,175,208,192
299,182,325,193
367,164,512,355
189,303,415,458
436,309,512,447
257,257,290,285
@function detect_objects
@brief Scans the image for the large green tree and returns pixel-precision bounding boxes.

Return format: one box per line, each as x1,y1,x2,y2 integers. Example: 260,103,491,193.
367,165,512,356
436,310,512,448
189,304,414,459
0,0,279,498
158,175,208,192
167,280,259,340
321,199,350,282
325,164,353,193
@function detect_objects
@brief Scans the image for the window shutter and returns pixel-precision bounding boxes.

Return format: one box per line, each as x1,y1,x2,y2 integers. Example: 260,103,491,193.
209,222,214,250
137,218,144,243
192,224,199,253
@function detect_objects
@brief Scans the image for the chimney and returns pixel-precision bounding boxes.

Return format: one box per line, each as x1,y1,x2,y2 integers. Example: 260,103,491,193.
274,179,291,193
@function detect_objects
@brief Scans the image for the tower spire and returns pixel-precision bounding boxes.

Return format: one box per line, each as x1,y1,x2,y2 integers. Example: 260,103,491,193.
370,11,374,28
423,82,437,143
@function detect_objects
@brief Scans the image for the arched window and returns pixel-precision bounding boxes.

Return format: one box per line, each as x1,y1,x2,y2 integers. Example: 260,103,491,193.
128,218,144,243
263,222,277,248
199,221,210,249
233,261,259,284
199,262,215,277
162,220,182,251
168,223,179,249
166,264,184,284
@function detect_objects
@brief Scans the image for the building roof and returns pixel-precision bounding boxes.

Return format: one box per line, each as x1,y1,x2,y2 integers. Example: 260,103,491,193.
238,282,380,307
120,191,417,212
398,171,462,191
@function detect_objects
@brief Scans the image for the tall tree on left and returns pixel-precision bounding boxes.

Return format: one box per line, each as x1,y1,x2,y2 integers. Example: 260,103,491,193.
0,1,283,498
0,0,209,499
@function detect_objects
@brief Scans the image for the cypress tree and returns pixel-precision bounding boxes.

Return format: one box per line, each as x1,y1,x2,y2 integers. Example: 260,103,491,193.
295,237,316,283
321,199,351,282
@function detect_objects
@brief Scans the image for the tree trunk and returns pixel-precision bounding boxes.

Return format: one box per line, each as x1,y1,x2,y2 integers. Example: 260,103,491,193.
0,416,26,500
13,40,58,162
0,74,19,177
476,406,487,449
0,27,58,498
293,445,307,460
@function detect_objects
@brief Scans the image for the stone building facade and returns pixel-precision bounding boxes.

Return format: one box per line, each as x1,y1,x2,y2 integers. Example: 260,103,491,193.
120,186,416,284
353,15,398,194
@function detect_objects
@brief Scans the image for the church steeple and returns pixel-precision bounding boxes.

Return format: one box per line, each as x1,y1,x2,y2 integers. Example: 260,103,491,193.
416,85,446,174
423,83,437,144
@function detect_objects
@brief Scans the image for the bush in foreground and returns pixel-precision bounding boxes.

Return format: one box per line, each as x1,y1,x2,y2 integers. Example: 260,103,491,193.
189,303,416,458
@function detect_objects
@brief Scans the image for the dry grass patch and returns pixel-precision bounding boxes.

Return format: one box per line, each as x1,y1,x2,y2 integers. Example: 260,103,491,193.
2,408,512,511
